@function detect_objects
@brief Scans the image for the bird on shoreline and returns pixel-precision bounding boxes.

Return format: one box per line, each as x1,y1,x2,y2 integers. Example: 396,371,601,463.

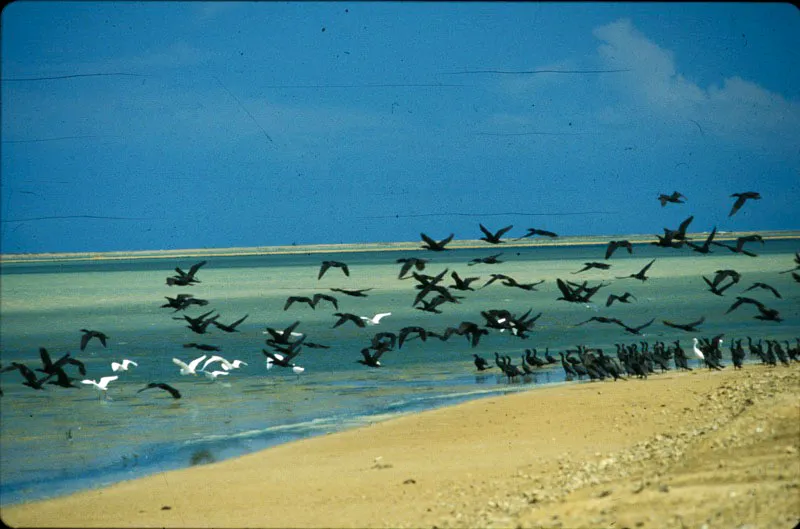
80,329,108,351
318,261,350,280
473,354,493,371
420,232,454,251
657,191,686,207
138,382,181,399
479,224,513,244
729,192,761,217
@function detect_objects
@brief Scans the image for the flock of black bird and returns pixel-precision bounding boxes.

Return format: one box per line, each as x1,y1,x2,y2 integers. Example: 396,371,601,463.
1,190,798,399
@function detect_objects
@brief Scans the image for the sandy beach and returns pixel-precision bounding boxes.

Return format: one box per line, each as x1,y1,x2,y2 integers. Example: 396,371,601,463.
3,363,798,529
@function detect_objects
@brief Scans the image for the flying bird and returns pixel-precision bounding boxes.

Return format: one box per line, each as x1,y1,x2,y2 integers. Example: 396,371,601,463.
396,257,429,279
357,347,387,368
211,314,249,333
478,223,513,244
515,228,558,240
712,235,764,257
572,262,611,274
332,312,367,328
166,260,207,286
686,227,717,254
81,376,119,399
616,259,656,281
605,240,633,260
318,261,350,279
742,282,782,298
80,329,108,351
111,359,138,372
138,382,181,399
606,292,636,307
360,312,392,325
468,253,504,266
725,296,782,322
172,355,208,376
420,232,454,251
728,191,761,217
657,191,686,207
449,271,481,291
662,316,706,332
329,287,373,297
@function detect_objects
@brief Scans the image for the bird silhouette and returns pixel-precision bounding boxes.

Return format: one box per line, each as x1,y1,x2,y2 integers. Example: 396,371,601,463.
420,232,454,251
166,260,207,286
616,259,655,281
728,191,761,217
80,329,108,351
662,316,705,332
138,382,181,399
332,312,367,328
605,240,633,260
742,282,782,298
606,292,636,307
515,228,558,240
330,287,372,297
318,261,350,280
657,191,686,207
212,314,249,333
449,271,481,291
468,253,504,266
571,262,611,274
686,227,717,254
478,223,513,244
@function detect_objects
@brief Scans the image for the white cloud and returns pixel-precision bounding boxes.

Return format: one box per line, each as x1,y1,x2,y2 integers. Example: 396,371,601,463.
592,18,800,150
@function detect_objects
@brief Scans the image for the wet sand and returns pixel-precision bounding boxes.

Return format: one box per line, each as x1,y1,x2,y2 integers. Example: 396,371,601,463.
3,363,798,528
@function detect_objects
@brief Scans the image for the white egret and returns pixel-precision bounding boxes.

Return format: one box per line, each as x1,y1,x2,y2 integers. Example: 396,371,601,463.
172,355,207,376
81,376,119,400
111,359,138,372
360,312,392,325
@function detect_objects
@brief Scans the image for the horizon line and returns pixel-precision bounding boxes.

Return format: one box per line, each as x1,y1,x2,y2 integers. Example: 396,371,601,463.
1,229,798,264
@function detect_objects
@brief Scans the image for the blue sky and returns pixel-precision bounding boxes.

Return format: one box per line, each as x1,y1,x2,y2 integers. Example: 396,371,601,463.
1,1,799,253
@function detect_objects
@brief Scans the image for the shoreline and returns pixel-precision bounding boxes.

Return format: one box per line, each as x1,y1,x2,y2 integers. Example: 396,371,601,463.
3,363,798,528
1,229,798,264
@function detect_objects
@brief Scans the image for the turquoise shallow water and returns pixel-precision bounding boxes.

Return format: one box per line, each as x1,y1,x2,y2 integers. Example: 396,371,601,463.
1,238,798,505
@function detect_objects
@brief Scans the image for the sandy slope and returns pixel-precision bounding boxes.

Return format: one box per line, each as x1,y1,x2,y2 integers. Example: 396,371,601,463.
2,364,798,528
